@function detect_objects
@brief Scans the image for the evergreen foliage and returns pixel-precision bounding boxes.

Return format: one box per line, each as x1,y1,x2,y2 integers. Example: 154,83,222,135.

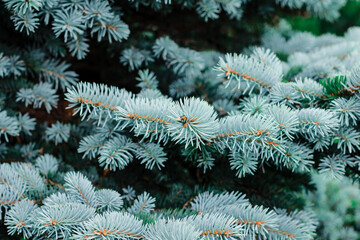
1,0,360,239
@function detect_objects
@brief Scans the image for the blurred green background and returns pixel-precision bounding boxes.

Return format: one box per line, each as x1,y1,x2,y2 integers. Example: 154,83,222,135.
287,1,360,35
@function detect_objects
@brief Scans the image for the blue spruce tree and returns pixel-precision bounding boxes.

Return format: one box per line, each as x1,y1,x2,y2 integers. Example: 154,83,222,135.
0,0,360,239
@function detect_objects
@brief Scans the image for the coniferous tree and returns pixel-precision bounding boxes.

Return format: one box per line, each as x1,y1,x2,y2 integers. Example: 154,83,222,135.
0,0,360,239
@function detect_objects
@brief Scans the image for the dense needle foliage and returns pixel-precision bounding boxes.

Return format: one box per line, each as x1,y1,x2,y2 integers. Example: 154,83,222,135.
1,0,360,239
